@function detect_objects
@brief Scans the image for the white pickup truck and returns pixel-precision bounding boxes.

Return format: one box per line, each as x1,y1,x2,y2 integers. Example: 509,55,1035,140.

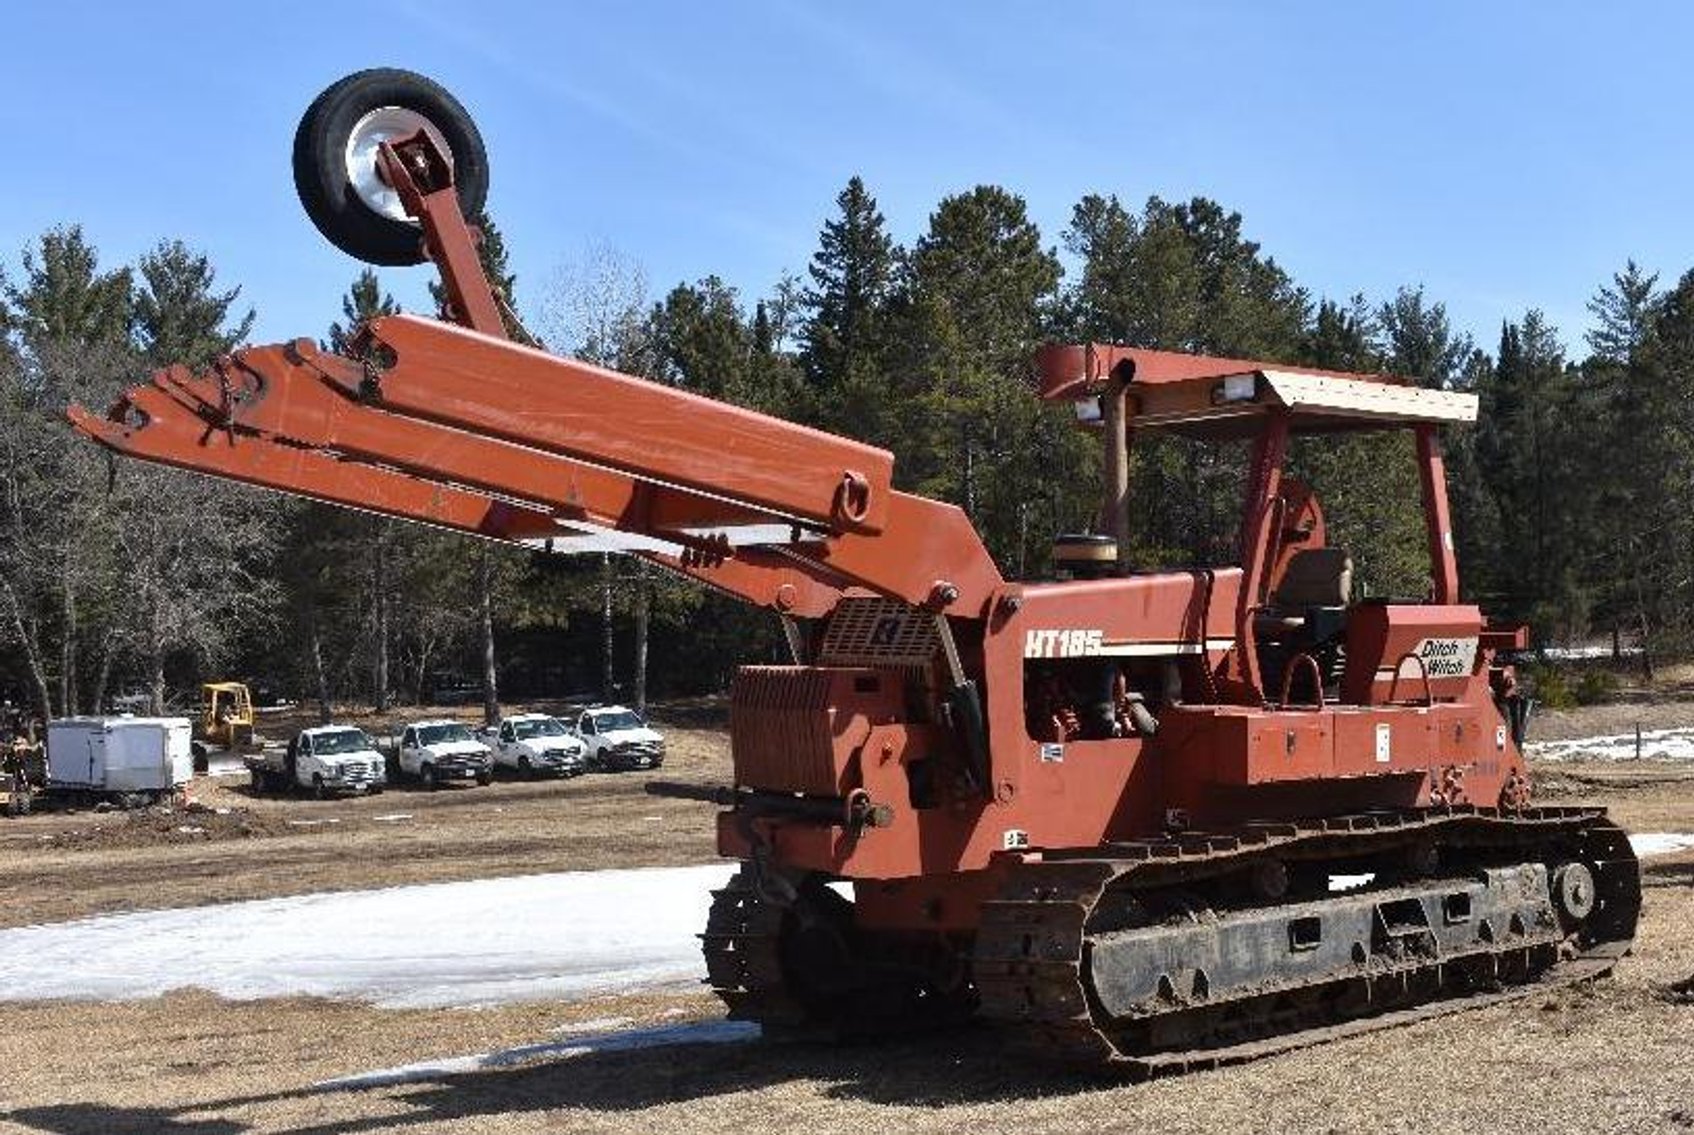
575,705,666,772
247,725,387,797
398,719,494,788
488,713,587,778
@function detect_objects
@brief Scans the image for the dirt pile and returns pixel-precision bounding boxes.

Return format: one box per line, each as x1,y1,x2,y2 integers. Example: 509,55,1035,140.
39,805,291,850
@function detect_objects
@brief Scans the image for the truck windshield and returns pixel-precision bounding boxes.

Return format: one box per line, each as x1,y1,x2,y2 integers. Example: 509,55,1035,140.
591,710,643,732
513,718,565,739
313,729,372,755
418,723,474,745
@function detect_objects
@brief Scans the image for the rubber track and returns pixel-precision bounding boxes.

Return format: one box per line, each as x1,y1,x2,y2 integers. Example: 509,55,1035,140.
972,806,1640,1075
700,867,810,1027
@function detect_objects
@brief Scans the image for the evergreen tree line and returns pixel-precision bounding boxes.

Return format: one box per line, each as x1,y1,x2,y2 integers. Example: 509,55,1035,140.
1,180,1687,721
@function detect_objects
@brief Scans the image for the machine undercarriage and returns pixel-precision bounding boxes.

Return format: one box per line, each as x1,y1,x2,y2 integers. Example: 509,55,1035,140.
710,809,1638,1073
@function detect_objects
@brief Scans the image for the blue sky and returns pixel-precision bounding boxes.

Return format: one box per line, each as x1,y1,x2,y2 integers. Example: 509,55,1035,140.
2,0,1689,359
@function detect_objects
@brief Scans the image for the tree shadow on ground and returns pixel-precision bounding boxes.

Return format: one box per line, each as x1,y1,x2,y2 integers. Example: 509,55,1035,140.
5,1104,245,1135
4,1029,1112,1135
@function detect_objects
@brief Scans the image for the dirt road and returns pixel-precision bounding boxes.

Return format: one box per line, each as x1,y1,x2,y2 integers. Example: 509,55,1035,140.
0,703,1690,1133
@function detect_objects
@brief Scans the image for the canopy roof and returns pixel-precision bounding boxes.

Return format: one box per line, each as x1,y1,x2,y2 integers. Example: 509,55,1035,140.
1036,343,1477,438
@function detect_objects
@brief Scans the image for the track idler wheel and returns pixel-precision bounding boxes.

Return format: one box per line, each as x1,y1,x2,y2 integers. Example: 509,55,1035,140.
1552,861,1598,924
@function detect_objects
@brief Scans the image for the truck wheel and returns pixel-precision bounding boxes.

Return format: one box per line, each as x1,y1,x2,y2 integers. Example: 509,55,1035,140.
421,763,438,790
518,756,533,780
312,774,328,800
294,68,489,267
476,770,493,787
250,770,265,793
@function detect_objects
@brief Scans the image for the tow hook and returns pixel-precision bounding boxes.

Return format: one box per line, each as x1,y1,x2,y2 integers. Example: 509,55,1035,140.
846,788,894,830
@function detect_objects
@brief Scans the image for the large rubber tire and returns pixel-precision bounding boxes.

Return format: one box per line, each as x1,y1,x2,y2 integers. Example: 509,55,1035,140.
421,763,438,790
293,68,489,267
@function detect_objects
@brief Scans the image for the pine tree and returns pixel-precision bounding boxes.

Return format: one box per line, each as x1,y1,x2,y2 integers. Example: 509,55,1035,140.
651,277,750,399
134,240,255,369
0,226,132,354
799,178,903,443
1594,268,1694,665
1586,261,1661,365
328,268,398,355
895,185,1072,569
801,177,897,388
1378,286,1473,390
1475,312,1590,638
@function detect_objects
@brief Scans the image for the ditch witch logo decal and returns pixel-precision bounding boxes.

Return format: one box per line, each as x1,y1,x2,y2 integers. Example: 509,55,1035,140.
1381,637,1479,680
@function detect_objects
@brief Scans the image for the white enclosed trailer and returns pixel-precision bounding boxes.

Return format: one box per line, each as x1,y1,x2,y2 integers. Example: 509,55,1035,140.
46,717,193,805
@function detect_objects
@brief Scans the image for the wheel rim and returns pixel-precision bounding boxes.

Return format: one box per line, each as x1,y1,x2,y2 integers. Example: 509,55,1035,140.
343,106,454,223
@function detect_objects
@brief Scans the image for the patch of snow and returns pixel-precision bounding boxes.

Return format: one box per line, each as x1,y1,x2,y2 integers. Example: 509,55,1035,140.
2,832,1688,1017
0,862,735,1009
1528,727,1694,763
371,813,412,823
286,818,342,827
314,1019,759,1090
1540,645,1641,661
1631,832,1694,858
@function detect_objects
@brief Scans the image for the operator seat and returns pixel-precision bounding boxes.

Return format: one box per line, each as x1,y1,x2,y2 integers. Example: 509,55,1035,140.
1257,548,1352,633
1256,547,1353,701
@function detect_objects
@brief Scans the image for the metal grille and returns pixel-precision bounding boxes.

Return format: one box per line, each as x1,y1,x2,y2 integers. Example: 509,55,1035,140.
819,597,938,666
731,666,845,796
340,761,379,784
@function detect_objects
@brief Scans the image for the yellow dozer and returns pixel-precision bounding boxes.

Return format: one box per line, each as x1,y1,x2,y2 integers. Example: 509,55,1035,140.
195,682,260,768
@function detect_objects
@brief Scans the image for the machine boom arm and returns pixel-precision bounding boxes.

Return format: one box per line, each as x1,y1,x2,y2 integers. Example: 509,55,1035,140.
71,322,1000,617
70,120,1000,621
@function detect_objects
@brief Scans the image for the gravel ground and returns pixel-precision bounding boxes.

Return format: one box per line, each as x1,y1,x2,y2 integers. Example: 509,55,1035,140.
0,873,1690,1135
0,700,1690,1133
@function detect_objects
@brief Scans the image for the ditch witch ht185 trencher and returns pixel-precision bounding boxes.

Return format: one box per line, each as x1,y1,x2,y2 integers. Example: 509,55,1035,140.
72,69,1638,1076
